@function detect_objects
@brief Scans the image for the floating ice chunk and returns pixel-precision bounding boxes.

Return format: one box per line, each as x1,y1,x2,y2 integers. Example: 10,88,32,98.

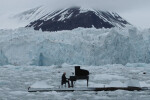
108,81,127,87
126,80,140,87
10,91,28,95
140,81,150,87
30,81,51,88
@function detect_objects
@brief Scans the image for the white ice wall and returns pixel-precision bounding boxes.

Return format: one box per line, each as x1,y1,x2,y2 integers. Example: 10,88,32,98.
0,27,150,66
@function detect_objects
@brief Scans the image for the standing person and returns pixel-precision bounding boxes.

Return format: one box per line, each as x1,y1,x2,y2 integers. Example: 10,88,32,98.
61,72,70,88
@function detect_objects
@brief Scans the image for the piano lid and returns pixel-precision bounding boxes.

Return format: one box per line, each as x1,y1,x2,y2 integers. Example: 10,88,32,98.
75,66,89,76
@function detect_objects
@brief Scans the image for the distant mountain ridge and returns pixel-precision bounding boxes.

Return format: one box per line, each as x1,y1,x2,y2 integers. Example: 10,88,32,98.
15,6,131,31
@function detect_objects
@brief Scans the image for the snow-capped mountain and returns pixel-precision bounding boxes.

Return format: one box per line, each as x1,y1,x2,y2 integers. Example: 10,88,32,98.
13,6,48,23
23,6,131,31
0,6,47,29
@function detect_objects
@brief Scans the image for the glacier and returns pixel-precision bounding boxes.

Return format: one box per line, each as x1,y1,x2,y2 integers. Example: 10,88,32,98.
0,26,150,66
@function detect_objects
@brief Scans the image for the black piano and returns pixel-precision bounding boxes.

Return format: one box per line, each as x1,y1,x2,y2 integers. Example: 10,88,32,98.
69,66,89,87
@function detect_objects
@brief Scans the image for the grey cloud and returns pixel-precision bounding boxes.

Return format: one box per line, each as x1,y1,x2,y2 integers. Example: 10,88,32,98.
42,0,150,13
1,0,150,13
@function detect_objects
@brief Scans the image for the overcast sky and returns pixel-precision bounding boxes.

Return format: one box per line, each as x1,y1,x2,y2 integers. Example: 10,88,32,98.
0,0,150,28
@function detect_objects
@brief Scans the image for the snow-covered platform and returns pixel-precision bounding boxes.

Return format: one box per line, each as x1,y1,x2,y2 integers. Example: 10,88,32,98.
28,75,150,92
28,79,150,92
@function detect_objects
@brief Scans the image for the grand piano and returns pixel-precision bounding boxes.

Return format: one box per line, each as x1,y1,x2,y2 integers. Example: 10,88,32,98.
69,66,89,87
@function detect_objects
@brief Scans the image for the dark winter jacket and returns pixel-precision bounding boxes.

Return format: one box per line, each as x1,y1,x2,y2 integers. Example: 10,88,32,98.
61,74,67,84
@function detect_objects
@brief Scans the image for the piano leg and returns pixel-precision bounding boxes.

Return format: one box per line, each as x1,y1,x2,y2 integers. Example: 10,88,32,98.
87,79,88,87
70,80,74,88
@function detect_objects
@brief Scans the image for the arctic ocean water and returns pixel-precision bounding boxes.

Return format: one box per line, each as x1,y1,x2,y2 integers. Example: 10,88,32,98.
1,64,150,100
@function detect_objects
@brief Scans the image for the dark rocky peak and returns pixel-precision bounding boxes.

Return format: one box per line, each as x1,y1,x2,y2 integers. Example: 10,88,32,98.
26,6,130,32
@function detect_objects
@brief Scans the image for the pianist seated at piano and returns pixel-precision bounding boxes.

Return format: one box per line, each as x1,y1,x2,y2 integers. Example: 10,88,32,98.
61,72,70,88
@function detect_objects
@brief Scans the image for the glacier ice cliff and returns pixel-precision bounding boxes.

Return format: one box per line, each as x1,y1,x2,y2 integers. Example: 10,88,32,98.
0,27,150,66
